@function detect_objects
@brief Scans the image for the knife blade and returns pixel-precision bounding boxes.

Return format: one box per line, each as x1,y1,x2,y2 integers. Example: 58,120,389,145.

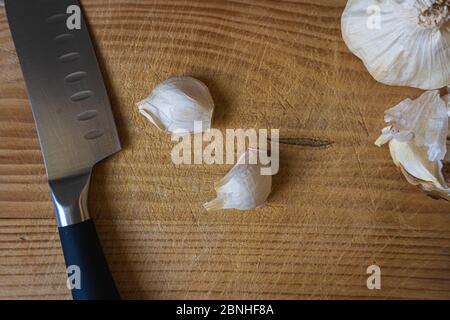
5,0,121,300
5,0,121,181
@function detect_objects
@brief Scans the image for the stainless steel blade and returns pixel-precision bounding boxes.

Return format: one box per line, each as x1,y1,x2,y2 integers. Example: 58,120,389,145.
5,0,121,181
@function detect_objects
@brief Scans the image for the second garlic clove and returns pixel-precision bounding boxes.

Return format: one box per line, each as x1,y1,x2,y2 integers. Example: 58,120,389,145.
376,90,450,200
388,139,450,200
204,149,272,211
137,76,214,133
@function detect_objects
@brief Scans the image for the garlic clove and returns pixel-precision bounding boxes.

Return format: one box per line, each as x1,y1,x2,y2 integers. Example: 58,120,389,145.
388,139,450,200
375,90,448,161
389,139,445,187
376,90,450,199
341,0,450,90
204,149,272,211
137,76,214,133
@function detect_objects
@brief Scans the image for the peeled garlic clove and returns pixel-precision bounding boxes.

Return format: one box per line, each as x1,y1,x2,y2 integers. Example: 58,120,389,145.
137,76,214,133
375,91,448,161
388,139,450,200
341,0,450,89
204,149,272,211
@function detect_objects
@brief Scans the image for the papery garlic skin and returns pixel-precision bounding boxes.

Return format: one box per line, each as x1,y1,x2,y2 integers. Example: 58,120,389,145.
204,149,272,211
375,90,448,161
137,76,214,133
341,0,450,90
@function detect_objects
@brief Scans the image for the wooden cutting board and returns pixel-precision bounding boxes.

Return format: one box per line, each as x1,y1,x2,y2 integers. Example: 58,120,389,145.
1,0,449,300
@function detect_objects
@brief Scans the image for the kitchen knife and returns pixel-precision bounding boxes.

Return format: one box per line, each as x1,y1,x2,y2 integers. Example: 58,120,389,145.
5,0,121,300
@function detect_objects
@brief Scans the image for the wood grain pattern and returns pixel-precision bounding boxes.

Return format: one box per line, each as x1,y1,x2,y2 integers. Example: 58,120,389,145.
1,0,450,299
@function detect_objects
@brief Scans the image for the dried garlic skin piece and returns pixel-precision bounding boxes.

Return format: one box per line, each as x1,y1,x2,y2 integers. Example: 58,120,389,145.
204,149,272,211
137,76,214,133
375,90,448,161
341,0,450,89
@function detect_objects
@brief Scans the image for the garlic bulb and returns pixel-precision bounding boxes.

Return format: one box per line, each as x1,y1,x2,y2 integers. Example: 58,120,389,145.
375,90,448,161
204,149,272,211
137,76,214,133
341,0,450,89
376,91,450,199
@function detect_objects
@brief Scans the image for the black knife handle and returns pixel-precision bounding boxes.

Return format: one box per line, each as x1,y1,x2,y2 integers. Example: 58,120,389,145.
58,219,120,300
